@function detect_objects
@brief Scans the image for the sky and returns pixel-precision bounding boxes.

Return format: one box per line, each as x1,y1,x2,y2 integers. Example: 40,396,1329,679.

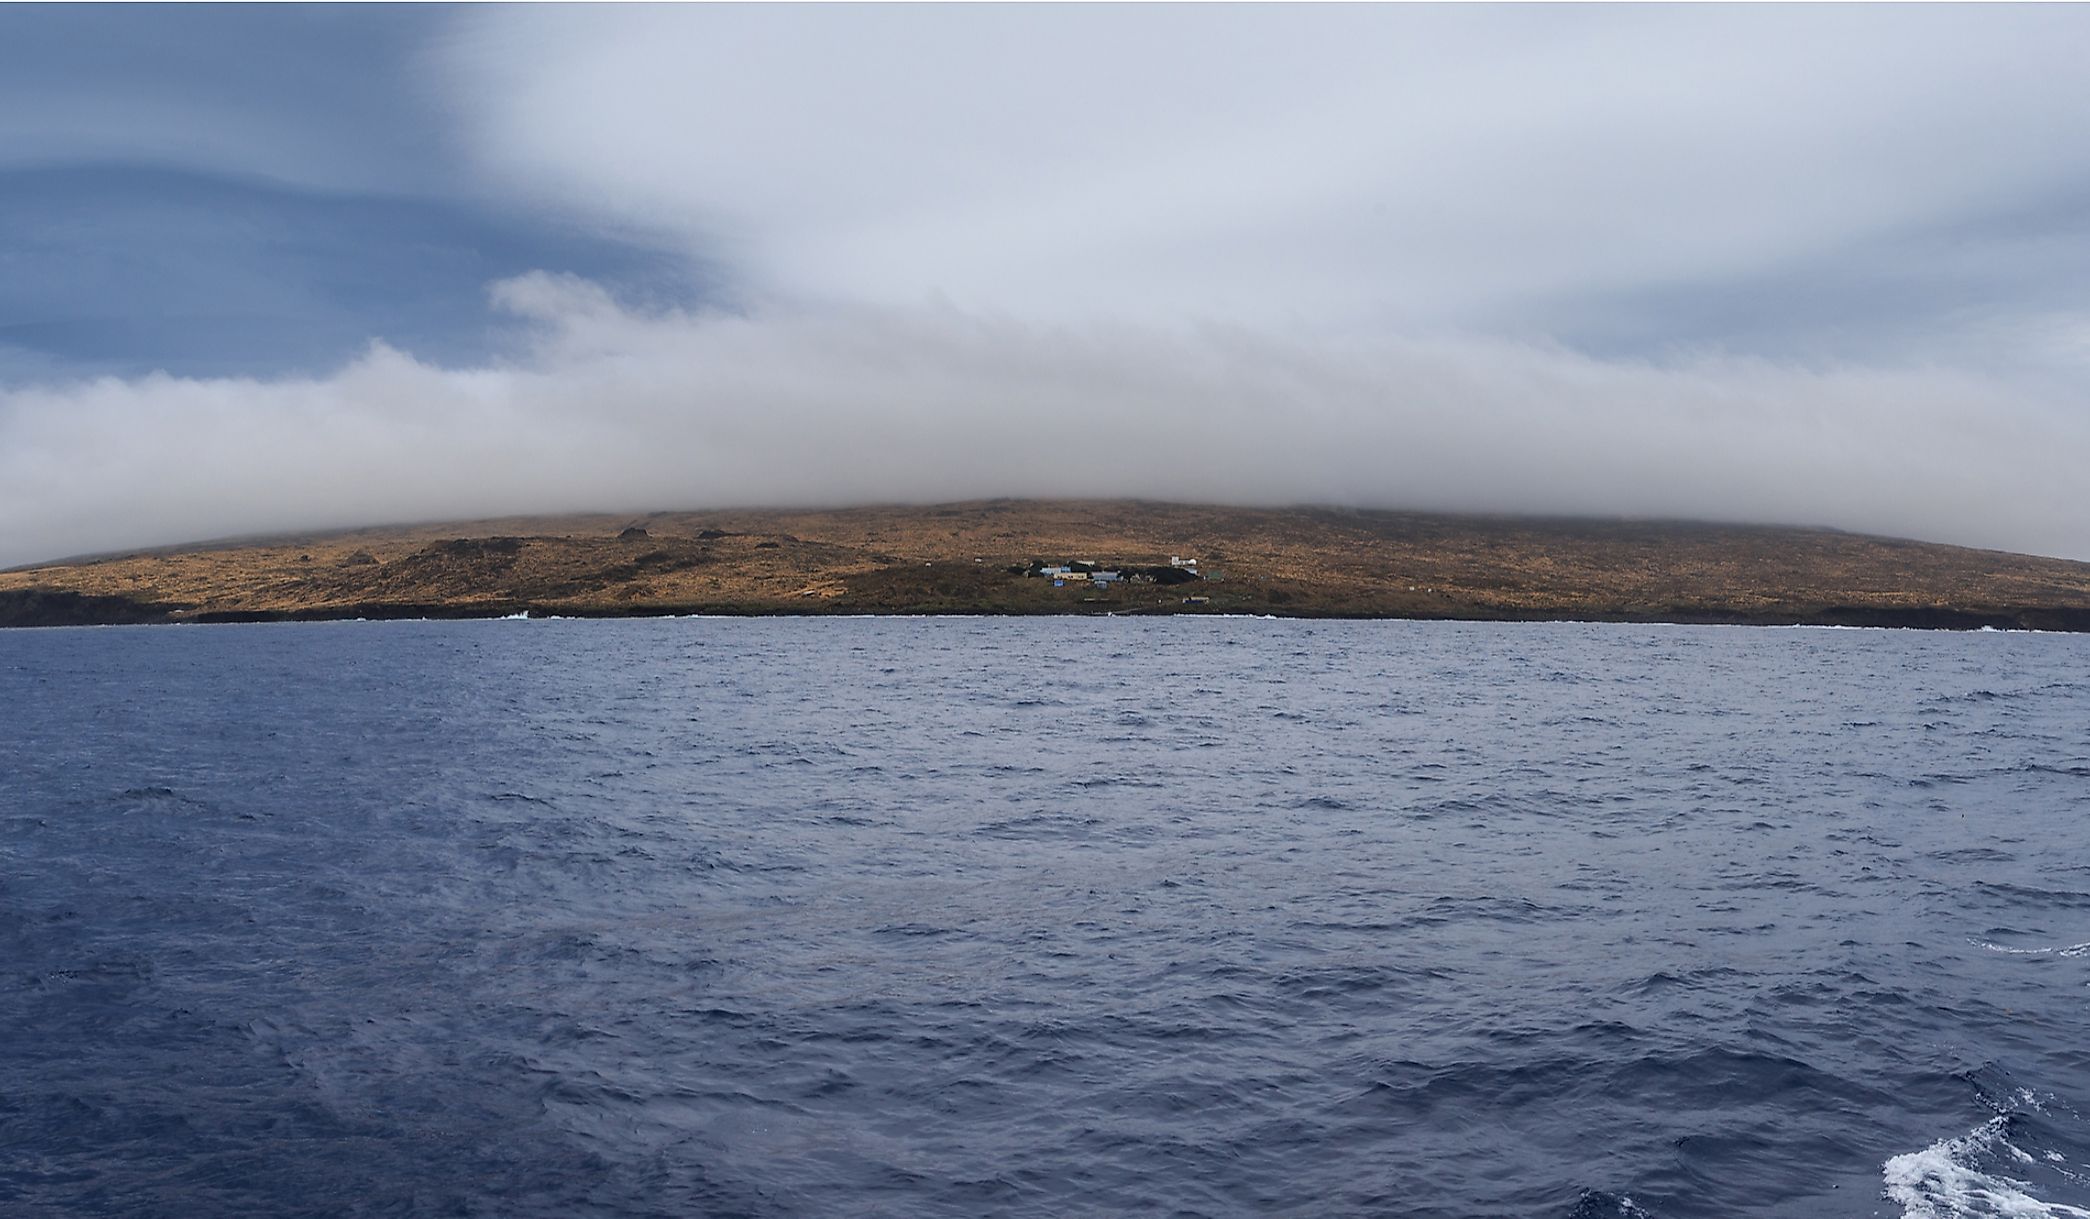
4,4,2089,565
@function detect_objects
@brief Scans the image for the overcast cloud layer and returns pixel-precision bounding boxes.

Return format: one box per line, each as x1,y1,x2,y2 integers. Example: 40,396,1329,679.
5,5,2090,565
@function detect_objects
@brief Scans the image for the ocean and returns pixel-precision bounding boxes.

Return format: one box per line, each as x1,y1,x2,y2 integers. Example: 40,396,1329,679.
3,616,2087,1218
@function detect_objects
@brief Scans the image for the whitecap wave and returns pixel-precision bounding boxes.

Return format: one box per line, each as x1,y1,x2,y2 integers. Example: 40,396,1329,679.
1972,939,2090,958
1884,1115,2090,1219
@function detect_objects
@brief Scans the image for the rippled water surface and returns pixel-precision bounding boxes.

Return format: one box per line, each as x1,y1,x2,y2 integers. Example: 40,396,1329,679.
5,617,2090,1218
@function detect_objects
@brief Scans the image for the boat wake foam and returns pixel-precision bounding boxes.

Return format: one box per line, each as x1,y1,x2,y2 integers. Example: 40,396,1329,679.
1885,1095,2090,1219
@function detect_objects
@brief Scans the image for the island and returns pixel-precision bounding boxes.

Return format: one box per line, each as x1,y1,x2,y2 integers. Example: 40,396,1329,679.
4,500,2089,631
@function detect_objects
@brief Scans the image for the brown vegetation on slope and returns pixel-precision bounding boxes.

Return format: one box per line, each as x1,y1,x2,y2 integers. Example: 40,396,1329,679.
4,500,2089,630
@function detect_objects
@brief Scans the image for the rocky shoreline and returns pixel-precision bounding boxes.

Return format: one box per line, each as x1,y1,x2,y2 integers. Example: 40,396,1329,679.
7,587,2088,634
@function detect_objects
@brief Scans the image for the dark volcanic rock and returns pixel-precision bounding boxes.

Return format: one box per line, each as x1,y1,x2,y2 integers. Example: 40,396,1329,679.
618,526,650,540
429,537,525,558
0,588,177,628
388,537,527,579
189,600,528,624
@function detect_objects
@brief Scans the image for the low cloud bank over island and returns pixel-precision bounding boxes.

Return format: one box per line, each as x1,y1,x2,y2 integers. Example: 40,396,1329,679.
4,5,2089,565
4,273,2083,567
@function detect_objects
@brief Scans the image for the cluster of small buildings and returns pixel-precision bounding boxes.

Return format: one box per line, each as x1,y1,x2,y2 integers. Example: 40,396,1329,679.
1022,555,1204,589
1034,563,1121,588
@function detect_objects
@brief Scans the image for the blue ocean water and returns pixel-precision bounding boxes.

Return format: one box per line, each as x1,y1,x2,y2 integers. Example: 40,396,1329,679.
3,616,2089,1218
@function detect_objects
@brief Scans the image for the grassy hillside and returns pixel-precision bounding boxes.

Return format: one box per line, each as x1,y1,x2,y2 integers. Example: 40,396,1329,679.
5,500,2090,630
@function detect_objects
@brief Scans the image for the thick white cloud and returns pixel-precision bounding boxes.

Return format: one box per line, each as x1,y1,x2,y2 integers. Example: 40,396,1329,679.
4,275,2084,568
439,5,2090,343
